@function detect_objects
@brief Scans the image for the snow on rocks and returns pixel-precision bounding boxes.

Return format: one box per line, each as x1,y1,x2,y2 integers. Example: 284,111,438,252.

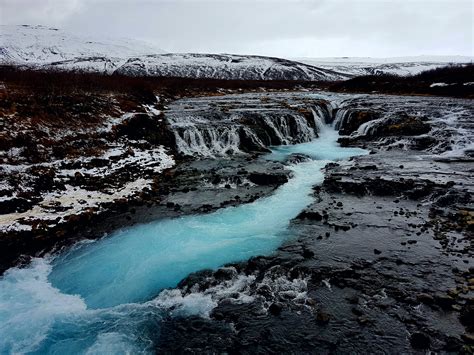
0,142,174,232
430,82,453,88
0,179,149,232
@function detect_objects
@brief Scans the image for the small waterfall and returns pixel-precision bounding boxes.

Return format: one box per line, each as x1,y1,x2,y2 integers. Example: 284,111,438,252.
174,126,241,157
261,115,290,144
241,127,266,149
292,114,316,142
356,117,386,136
168,109,321,157
332,108,353,131
311,100,336,132
311,108,326,132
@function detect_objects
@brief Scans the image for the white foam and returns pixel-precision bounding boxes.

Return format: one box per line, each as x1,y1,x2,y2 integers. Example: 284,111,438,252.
153,273,256,318
0,258,87,354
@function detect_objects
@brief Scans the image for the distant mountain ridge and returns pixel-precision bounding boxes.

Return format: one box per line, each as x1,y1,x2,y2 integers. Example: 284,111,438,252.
0,25,349,81
0,24,165,64
294,56,473,77
112,53,349,81
1,25,470,81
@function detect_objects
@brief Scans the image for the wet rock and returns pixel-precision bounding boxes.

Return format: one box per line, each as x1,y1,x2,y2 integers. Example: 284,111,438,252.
434,294,455,310
461,333,474,344
256,284,273,299
302,248,315,259
412,136,438,150
410,332,431,349
296,211,323,221
357,316,370,325
116,113,175,148
367,113,431,138
460,303,474,331
351,306,364,316
316,311,331,324
269,302,283,316
200,204,213,212
416,293,435,305
214,267,237,281
248,172,288,186
286,153,312,164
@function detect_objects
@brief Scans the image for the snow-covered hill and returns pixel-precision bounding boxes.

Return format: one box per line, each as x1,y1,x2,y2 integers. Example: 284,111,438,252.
0,25,165,71
0,25,349,81
293,56,473,76
1,25,471,81
113,53,349,81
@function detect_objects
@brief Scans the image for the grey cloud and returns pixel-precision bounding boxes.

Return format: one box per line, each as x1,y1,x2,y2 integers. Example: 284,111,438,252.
1,0,472,57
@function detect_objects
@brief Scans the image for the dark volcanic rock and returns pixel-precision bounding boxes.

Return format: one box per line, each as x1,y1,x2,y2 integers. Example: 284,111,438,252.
363,113,431,138
248,172,289,185
296,211,323,221
269,302,283,316
0,197,37,214
116,113,176,148
410,332,431,349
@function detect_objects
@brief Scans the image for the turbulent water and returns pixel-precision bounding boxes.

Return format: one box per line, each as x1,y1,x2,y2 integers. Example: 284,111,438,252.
0,122,364,353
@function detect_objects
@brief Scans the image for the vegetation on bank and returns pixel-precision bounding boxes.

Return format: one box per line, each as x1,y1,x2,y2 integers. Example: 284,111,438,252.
0,65,319,98
1,63,472,102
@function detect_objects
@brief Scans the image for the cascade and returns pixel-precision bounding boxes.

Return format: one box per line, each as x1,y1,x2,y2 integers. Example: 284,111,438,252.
168,110,322,157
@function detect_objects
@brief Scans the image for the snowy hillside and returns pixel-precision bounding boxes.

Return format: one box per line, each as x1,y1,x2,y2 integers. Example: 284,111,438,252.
293,56,473,76
1,25,470,81
0,25,349,81
0,25,165,71
114,53,350,81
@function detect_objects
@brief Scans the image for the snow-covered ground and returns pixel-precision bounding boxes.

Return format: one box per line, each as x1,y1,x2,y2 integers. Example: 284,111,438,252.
0,141,175,233
0,95,175,233
293,56,473,76
115,53,349,81
0,25,164,64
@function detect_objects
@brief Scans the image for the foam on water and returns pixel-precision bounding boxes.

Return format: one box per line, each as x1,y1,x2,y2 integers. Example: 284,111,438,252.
0,125,366,354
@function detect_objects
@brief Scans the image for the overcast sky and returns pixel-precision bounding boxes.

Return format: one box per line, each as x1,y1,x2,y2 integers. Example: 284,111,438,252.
1,0,472,57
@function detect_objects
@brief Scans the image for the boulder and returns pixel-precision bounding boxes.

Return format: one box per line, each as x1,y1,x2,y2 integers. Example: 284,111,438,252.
248,172,288,186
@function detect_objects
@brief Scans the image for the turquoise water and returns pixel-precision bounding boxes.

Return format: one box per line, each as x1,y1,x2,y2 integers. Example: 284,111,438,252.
0,126,366,354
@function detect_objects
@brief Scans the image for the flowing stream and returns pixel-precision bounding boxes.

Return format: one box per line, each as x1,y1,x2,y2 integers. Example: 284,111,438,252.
0,125,366,354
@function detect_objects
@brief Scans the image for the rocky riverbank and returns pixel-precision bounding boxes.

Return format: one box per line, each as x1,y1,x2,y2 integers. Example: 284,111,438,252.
150,92,474,353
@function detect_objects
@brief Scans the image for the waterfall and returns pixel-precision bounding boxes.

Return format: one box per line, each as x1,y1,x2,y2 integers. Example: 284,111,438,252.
241,127,266,149
260,115,290,144
292,114,317,142
332,108,353,131
311,108,326,133
311,100,338,132
356,117,386,136
174,126,241,157
167,109,320,157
